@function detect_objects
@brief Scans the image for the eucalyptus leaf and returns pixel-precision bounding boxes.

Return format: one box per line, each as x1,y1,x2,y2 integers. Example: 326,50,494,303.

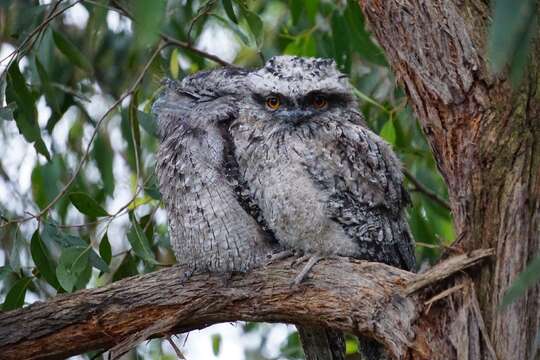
0,103,15,121
222,0,238,23
211,334,222,356
211,14,250,46
93,133,115,196
133,0,166,48
30,230,61,291
0,265,14,281
488,0,537,84
127,212,158,264
240,8,263,46
501,254,540,308
380,119,396,145
69,192,110,217
35,57,60,114
56,246,90,292
6,62,50,159
99,234,112,266
2,276,32,311
137,110,158,138
52,30,93,72
112,253,139,282
31,157,61,209
42,220,85,248
331,11,352,73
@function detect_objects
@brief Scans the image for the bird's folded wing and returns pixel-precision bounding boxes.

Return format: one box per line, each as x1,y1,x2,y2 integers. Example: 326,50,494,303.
153,75,275,273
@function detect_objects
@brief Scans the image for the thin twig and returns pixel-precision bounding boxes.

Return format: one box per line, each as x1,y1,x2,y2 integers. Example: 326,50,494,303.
186,0,217,45
0,0,82,69
166,336,187,359
160,34,232,66
93,0,232,66
1,43,166,228
403,168,451,210
424,283,465,313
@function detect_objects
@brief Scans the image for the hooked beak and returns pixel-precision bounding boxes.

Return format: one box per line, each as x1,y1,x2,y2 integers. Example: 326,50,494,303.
275,109,314,124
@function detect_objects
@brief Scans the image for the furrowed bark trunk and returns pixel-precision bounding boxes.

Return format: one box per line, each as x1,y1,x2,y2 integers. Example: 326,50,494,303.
358,1,540,359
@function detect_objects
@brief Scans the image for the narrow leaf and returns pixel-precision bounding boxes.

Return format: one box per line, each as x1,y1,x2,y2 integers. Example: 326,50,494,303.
127,212,157,264
128,97,142,173
42,220,85,248
112,253,139,282
30,230,61,290
99,234,112,266
380,119,396,145
69,192,110,217
6,62,49,159
93,133,115,195
487,0,537,78
89,249,110,273
31,157,61,209
222,0,238,23
0,103,16,121
331,11,352,73
52,30,92,72
169,48,180,79
501,254,540,308
137,110,158,138
210,14,250,46
241,8,263,46
35,57,60,113
289,0,302,26
0,265,14,281
133,0,166,48
5,66,51,160
56,246,90,292
2,276,32,311
211,334,222,356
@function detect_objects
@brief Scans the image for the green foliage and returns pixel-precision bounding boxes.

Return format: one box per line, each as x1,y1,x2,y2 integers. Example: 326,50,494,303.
30,230,62,291
0,0,534,358
501,254,540,308
56,245,91,292
2,275,32,311
488,0,538,86
211,333,222,356
52,30,93,73
69,192,110,217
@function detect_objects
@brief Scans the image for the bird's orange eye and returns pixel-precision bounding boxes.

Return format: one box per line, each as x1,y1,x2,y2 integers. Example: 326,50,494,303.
266,96,281,110
312,95,328,109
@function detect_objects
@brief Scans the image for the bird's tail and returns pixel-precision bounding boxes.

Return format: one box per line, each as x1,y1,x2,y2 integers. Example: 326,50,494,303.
297,326,345,360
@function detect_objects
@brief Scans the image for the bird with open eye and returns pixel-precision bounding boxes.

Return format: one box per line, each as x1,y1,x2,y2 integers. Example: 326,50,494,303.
154,55,415,360
232,56,416,360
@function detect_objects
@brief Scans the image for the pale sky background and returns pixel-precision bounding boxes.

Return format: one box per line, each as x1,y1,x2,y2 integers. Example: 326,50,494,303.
0,2,294,359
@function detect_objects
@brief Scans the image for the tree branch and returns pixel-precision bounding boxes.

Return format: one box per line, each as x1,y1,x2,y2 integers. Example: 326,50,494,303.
106,0,232,66
0,249,493,360
403,169,451,211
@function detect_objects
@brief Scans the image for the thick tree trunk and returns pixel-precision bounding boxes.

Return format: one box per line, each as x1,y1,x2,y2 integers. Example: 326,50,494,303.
358,1,540,359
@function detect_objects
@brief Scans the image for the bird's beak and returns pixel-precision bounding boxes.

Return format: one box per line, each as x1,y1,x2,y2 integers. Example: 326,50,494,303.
276,109,314,124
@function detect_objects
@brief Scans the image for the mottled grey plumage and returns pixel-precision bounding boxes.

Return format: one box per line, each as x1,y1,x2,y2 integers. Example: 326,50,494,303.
154,68,276,274
153,56,415,360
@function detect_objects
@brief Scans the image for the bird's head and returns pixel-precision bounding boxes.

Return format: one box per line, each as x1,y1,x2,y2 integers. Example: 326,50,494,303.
239,56,359,129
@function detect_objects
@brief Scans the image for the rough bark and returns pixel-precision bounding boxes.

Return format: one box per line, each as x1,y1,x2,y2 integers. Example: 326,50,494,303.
0,251,492,360
358,1,540,359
